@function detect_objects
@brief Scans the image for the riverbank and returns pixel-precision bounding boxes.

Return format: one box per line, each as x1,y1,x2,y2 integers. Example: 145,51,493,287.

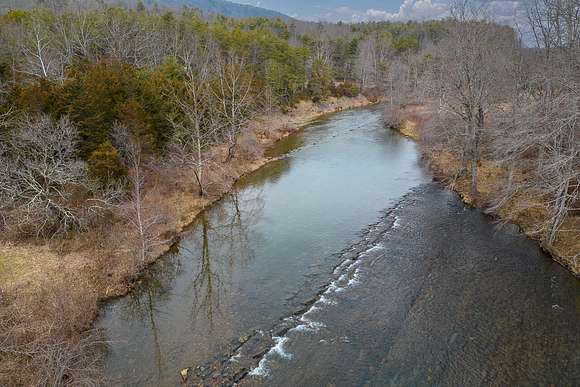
389,101,579,276
98,100,428,386
0,95,375,386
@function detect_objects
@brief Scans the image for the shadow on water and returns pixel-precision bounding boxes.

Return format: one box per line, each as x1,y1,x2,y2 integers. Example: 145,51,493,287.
236,158,291,189
264,129,308,159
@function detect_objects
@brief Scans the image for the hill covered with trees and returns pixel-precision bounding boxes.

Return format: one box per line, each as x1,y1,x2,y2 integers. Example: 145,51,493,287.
0,3,444,385
0,0,577,385
156,0,293,20
1,0,293,20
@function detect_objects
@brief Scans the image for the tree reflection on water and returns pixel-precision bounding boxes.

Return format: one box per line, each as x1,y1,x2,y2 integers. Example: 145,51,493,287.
187,188,264,330
113,187,265,379
121,186,265,332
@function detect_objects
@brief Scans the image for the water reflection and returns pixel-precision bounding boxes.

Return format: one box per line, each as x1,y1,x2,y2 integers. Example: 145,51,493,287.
264,120,313,158
189,214,222,329
185,189,265,331
100,186,267,386
237,158,292,189
117,257,182,384
121,255,182,324
99,105,430,386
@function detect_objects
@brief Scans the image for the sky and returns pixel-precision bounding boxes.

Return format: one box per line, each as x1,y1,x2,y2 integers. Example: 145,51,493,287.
236,0,524,25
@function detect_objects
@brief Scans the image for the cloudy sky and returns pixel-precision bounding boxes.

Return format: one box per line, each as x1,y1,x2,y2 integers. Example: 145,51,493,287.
237,0,523,24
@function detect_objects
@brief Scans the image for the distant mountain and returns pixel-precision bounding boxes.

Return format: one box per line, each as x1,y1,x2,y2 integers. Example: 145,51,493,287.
157,0,292,20
0,0,293,20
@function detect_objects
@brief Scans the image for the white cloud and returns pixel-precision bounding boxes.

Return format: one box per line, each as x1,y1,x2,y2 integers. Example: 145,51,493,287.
325,0,449,23
307,1,525,26
364,0,449,22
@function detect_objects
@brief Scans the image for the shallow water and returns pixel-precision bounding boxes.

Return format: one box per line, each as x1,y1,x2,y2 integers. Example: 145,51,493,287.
98,105,580,386
249,185,580,386
98,106,429,386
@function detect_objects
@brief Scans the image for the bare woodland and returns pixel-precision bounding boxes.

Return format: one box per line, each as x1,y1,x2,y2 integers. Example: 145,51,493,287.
0,0,577,385
384,0,578,270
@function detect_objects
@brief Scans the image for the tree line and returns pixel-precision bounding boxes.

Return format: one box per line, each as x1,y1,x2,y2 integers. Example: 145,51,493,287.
384,0,578,263
0,3,442,252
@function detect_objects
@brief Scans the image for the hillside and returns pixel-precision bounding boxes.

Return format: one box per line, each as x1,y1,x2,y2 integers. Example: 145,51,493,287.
156,0,292,19
0,0,293,20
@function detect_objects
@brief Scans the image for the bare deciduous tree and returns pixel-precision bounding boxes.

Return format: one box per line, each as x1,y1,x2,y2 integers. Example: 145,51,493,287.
211,52,255,162
169,43,221,197
490,0,579,248
430,0,517,196
3,11,66,81
0,114,88,237
113,123,165,268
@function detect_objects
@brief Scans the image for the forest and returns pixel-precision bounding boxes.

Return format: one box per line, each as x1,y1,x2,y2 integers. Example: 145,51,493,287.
0,0,578,385
0,4,443,237
0,3,442,384
385,0,579,273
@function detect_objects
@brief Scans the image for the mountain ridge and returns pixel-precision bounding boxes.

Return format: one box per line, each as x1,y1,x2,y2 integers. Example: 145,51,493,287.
155,0,292,20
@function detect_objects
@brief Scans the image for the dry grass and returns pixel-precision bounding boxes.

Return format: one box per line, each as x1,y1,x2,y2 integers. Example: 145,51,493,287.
401,100,580,276
397,119,420,140
386,102,435,141
0,95,374,385
0,248,29,284
0,280,103,386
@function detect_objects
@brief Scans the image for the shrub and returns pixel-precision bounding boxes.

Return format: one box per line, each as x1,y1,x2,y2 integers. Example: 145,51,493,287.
0,283,104,386
88,141,127,183
361,87,381,103
332,81,361,98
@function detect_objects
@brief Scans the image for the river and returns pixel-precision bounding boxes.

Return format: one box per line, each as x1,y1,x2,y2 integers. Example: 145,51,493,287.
97,105,580,386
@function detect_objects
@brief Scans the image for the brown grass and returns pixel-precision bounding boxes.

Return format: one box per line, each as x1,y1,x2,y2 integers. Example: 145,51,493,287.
0,95,375,385
0,280,103,386
398,100,580,276
386,102,434,141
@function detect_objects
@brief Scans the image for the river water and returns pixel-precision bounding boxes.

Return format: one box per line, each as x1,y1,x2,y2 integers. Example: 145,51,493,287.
98,105,580,386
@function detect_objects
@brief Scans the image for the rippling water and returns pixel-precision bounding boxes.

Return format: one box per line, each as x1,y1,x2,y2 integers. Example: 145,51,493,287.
97,105,428,386
97,105,580,386
249,185,580,386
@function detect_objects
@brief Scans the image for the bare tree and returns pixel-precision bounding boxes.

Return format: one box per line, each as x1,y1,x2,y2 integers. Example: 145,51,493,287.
0,114,88,237
113,123,165,268
430,0,516,197
169,42,221,197
211,52,255,162
357,32,393,91
102,8,152,67
527,0,580,59
490,0,579,248
13,12,65,80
